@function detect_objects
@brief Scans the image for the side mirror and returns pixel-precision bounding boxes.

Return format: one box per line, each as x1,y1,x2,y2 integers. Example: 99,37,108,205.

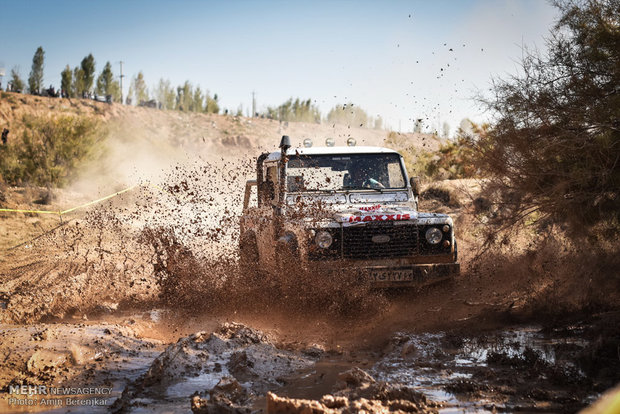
410,176,420,197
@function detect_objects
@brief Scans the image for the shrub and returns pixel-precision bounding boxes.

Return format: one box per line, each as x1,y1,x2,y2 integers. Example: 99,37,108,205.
385,130,478,181
0,114,105,187
476,0,620,236
428,128,483,180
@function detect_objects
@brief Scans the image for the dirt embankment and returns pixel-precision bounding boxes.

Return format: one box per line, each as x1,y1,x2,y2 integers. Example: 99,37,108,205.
0,92,438,160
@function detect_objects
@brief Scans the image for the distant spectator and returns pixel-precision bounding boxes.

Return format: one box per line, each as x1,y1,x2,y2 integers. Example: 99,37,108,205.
1,128,8,145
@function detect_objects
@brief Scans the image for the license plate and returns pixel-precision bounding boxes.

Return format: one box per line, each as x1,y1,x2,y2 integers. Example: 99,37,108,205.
369,268,415,282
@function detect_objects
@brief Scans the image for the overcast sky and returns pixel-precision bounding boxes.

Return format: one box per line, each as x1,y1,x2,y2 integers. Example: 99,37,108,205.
0,0,559,134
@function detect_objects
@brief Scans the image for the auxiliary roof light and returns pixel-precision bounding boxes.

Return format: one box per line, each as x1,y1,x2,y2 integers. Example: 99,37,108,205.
303,138,313,148
325,138,335,147
347,137,357,147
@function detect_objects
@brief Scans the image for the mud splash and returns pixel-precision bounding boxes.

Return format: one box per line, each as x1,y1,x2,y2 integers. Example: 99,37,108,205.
2,158,391,326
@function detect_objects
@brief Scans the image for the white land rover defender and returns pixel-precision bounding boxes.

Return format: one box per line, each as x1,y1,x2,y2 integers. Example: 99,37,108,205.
239,136,459,286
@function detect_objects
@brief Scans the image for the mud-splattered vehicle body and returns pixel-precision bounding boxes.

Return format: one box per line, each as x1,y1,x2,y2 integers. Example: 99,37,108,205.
239,136,459,286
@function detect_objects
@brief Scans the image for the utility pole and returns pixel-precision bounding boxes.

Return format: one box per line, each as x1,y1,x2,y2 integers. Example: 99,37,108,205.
0,62,5,91
119,61,125,104
251,91,256,117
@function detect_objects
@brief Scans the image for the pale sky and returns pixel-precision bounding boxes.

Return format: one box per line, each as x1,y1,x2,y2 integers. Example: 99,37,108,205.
0,0,559,134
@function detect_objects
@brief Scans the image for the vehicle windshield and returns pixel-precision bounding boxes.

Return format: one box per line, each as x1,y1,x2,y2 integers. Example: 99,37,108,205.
286,153,406,192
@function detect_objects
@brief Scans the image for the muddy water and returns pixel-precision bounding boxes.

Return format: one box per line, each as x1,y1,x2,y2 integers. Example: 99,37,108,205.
0,311,612,413
370,327,597,412
274,325,603,413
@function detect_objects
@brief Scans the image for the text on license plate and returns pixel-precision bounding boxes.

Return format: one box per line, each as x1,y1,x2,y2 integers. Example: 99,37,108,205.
369,269,415,282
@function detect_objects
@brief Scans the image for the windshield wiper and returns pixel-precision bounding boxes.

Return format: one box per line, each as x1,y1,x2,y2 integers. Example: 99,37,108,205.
341,186,384,193
299,189,337,194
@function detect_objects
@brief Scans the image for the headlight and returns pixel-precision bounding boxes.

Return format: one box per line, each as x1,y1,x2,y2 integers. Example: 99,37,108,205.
315,231,333,249
425,227,443,245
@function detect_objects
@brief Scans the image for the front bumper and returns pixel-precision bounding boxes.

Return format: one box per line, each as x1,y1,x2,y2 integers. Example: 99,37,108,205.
363,262,460,287
310,257,460,287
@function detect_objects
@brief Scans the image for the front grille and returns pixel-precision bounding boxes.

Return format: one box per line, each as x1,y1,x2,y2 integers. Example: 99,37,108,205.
342,224,418,259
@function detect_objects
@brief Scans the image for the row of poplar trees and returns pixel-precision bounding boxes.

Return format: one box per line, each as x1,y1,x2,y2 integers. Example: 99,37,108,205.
13,46,221,112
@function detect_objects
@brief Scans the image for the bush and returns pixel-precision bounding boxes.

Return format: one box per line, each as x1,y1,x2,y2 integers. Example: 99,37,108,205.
385,130,478,181
427,128,483,180
0,114,105,187
384,131,435,180
476,0,619,236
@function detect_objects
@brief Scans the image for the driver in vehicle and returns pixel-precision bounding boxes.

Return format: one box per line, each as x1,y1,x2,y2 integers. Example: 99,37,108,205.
347,166,385,189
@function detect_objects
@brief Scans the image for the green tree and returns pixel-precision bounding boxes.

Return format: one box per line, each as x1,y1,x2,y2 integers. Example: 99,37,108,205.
9,67,25,92
192,86,204,112
28,46,45,94
265,97,321,122
130,71,149,104
60,65,72,97
72,66,85,97
176,81,193,111
80,54,96,94
95,61,120,101
476,0,620,234
205,92,220,114
154,78,176,110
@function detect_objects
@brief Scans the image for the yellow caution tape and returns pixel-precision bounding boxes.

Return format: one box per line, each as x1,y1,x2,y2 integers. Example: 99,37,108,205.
0,208,62,215
1,182,196,251
59,185,137,214
0,185,139,217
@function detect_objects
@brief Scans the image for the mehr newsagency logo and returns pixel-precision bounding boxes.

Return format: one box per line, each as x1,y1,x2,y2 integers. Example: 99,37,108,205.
5,384,113,408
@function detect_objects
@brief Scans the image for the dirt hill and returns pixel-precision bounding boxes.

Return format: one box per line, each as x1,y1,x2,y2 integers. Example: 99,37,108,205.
0,92,439,168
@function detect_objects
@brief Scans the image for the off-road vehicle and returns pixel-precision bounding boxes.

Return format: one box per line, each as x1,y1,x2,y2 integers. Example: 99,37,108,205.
239,136,459,286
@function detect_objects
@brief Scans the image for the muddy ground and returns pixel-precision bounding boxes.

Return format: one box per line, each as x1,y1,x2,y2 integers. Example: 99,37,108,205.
1,166,619,413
